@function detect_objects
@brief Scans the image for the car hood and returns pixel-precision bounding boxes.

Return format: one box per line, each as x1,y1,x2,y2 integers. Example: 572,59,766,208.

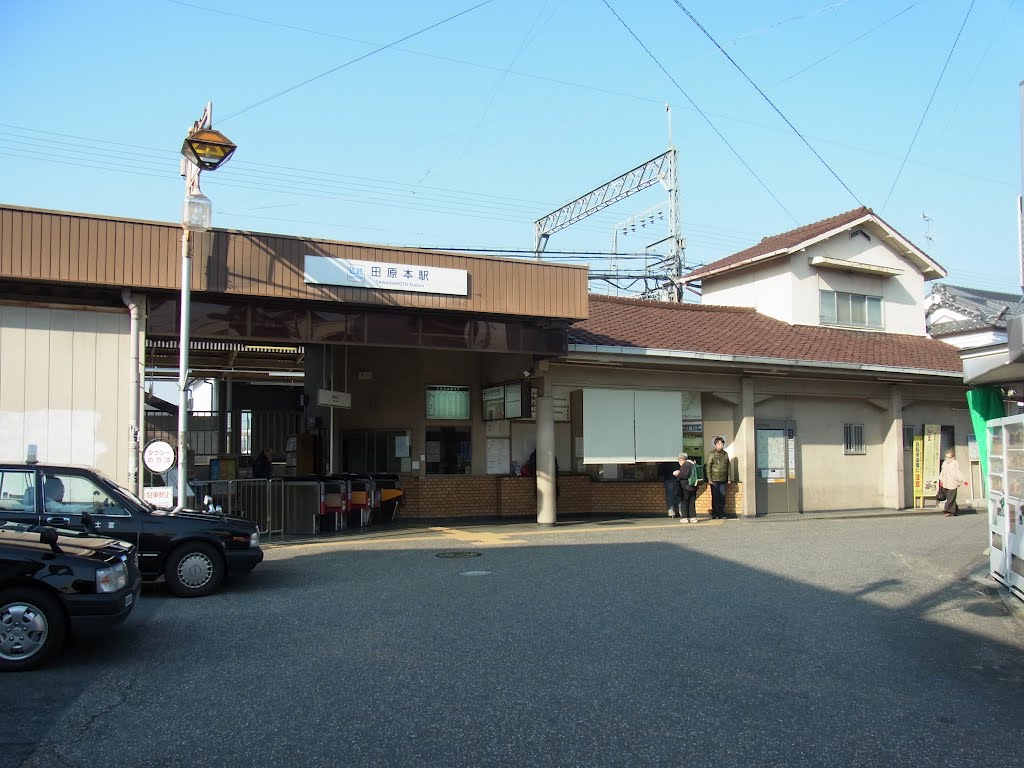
0,528,133,561
148,508,257,530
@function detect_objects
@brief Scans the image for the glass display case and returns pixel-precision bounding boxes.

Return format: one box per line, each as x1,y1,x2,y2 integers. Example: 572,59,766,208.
987,416,1024,601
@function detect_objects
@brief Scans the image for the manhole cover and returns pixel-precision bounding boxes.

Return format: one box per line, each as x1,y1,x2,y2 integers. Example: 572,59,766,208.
435,551,482,558
459,570,493,577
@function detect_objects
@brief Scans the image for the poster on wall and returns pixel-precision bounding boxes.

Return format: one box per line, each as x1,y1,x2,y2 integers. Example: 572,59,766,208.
486,438,511,474
923,424,941,496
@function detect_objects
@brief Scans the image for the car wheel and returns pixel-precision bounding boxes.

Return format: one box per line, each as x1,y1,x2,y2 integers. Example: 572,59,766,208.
0,587,66,672
165,543,225,598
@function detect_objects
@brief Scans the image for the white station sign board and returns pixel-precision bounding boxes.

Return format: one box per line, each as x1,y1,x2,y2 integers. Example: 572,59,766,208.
305,255,468,296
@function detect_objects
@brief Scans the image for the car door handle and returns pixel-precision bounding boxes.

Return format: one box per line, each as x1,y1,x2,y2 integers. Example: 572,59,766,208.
46,516,71,526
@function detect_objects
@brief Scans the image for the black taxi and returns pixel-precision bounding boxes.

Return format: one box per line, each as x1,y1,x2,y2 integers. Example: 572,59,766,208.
0,464,263,598
1,522,141,671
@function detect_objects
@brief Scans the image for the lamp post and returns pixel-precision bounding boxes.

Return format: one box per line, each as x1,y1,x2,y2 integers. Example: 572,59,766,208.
175,102,236,510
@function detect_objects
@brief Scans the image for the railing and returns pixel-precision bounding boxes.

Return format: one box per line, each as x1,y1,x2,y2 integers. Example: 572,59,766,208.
191,478,321,541
190,475,402,540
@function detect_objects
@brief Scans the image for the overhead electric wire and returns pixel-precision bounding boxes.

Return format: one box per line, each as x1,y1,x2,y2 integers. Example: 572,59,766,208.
670,0,864,208
0,124,764,248
220,0,498,123
779,3,920,83
882,0,976,210
601,0,798,223
414,0,558,189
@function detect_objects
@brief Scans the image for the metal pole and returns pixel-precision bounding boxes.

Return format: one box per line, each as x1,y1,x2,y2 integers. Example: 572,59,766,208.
175,228,192,511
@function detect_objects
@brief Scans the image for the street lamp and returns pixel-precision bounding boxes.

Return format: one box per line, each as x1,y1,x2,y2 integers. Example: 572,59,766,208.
175,102,236,510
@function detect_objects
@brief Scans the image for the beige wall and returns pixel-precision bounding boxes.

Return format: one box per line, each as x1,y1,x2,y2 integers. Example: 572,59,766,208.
700,233,929,335
0,305,131,483
700,258,794,322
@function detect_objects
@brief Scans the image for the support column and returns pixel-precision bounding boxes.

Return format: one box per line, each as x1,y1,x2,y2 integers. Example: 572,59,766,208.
739,377,757,517
883,385,904,509
536,376,556,526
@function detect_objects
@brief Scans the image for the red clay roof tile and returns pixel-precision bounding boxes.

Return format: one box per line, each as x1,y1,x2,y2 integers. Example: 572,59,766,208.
570,294,963,374
684,207,874,282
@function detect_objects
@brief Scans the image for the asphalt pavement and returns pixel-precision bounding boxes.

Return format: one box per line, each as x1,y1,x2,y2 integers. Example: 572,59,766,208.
8,510,1024,768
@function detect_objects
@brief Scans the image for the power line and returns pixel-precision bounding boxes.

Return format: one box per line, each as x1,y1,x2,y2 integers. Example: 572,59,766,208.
220,0,498,123
882,0,976,211
0,124,766,248
600,0,798,222
779,3,921,83
670,0,864,207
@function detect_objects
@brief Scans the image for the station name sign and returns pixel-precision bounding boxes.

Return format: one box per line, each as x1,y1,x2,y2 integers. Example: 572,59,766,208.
305,255,468,296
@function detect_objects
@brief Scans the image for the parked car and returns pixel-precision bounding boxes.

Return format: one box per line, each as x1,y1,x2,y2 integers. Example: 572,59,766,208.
0,522,141,671
0,463,264,598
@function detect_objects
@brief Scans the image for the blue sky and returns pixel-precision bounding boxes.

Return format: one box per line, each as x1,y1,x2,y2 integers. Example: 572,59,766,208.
2,0,1022,295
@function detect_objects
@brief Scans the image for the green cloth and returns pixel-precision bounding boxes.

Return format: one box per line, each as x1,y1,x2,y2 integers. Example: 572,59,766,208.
966,387,1006,492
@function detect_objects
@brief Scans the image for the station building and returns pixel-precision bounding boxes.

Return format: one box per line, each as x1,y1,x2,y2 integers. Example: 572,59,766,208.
0,204,979,521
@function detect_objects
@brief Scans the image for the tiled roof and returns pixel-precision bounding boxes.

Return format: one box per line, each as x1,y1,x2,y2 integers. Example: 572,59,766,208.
928,283,1024,328
683,206,937,283
569,294,964,374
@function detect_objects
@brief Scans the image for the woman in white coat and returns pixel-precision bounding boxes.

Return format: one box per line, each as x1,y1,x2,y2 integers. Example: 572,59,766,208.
938,449,966,517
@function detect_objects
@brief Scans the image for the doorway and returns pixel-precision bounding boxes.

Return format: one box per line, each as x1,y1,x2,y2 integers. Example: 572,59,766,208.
755,420,799,515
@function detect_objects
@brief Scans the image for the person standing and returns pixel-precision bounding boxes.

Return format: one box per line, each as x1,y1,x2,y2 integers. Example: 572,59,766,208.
672,452,698,523
660,460,680,517
938,448,966,517
253,448,274,480
706,436,731,519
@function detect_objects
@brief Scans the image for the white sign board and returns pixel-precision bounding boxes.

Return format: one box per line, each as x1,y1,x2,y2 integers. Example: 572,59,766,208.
305,255,468,296
143,440,176,474
486,438,511,475
142,486,174,509
317,388,352,409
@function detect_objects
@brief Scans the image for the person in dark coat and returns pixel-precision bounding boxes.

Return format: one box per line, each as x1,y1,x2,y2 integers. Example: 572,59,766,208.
659,460,680,517
253,448,274,479
673,452,698,523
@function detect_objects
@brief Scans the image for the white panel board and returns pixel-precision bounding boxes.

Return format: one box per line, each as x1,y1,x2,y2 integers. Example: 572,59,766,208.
583,389,635,464
634,391,683,462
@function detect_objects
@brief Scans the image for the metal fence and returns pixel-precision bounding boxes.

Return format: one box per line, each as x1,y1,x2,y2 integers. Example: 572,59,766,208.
190,474,401,542
191,478,322,541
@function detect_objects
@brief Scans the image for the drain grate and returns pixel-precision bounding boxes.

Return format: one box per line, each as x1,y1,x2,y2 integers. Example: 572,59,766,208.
435,551,482,558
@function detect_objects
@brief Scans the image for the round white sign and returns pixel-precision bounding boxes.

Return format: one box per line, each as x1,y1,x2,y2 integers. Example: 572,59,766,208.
143,440,176,474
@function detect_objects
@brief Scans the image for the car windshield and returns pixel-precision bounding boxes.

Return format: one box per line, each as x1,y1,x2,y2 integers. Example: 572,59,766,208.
103,476,156,511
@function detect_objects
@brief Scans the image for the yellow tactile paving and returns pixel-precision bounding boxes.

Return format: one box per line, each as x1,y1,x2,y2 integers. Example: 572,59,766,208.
265,517,724,554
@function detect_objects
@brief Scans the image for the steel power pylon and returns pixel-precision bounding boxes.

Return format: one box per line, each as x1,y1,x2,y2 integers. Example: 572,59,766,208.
533,116,685,301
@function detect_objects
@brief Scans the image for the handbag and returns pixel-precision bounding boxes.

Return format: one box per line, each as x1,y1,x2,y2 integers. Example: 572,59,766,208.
935,483,946,501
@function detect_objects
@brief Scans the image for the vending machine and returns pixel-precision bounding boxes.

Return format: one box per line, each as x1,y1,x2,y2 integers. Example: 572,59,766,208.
986,415,1024,602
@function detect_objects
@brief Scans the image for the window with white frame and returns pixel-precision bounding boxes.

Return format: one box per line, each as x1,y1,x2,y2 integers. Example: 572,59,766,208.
844,424,865,455
820,290,882,328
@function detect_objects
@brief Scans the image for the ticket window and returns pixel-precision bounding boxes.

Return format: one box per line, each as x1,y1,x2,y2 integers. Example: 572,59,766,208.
426,427,471,475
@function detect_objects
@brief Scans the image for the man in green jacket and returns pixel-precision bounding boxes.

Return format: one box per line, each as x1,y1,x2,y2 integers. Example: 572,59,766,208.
706,436,730,519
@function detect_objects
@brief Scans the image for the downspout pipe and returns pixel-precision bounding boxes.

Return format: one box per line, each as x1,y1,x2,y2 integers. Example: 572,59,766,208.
121,289,141,495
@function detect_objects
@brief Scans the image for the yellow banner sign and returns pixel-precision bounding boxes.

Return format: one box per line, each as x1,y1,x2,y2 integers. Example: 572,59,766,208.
923,424,941,495
913,435,923,499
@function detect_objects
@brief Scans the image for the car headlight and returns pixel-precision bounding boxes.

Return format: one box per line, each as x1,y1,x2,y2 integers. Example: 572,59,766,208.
250,531,259,548
96,561,128,593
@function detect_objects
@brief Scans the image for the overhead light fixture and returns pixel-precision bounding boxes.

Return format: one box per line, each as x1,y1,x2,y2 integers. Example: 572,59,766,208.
181,127,237,171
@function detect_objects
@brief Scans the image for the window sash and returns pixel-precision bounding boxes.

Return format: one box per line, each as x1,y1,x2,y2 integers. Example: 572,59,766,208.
844,424,865,455
820,290,883,329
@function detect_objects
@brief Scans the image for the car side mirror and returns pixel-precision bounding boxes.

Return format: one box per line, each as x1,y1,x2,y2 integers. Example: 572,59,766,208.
39,526,63,554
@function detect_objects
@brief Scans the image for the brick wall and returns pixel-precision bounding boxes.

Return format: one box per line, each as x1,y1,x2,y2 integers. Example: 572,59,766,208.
400,477,744,520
